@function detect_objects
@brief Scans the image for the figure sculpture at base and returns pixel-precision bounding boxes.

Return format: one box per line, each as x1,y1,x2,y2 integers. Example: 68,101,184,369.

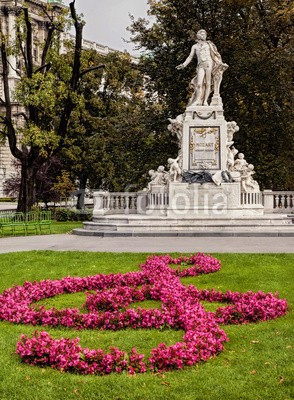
241,164,260,192
168,114,184,166
148,166,169,189
227,145,238,171
226,121,239,170
232,153,248,172
176,29,228,106
168,157,182,182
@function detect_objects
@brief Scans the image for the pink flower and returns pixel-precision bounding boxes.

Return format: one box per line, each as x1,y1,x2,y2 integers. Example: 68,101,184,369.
0,253,287,375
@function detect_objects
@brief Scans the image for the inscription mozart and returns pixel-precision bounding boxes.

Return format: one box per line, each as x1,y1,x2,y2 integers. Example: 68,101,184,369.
189,127,220,170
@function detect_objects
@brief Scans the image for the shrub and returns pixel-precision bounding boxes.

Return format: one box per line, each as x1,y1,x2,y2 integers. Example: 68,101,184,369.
55,208,92,222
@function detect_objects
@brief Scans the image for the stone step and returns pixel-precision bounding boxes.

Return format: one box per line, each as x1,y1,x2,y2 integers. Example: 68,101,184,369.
74,213,294,237
88,217,291,228
84,222,293,231
73,228,294,237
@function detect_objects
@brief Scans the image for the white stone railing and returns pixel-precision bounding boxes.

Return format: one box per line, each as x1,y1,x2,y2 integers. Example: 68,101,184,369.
241,192,263,206
93,189,294,216
147,192,169,208
93,191,147,216
106,192,137,213
263,190,294,213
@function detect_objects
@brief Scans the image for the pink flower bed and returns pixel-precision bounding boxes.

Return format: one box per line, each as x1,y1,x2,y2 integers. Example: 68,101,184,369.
0,253,287,375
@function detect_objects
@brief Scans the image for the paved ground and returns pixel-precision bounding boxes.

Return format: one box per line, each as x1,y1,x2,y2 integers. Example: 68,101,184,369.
0,233,293,253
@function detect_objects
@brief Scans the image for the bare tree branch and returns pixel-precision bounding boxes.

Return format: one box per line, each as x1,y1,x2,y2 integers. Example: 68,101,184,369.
69,0,84,90
41,27,54,68
7,59,21,76
39,3,65,33
34,62,52,74
79,64,105,78
23,7,33,78
0,34,23,160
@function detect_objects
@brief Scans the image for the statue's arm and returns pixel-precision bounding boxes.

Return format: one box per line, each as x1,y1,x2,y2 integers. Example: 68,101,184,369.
176,45,196,70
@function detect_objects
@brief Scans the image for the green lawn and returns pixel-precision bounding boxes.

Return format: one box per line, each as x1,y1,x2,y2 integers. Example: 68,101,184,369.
50,221,83,234
0,252,293,400
0,221,83,237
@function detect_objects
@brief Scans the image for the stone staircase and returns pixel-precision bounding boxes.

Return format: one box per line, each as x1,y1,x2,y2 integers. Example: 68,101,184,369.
73,214,294,237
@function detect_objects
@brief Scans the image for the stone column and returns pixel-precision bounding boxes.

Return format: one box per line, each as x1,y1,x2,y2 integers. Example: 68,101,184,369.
8,10,17,79
263,190,274,213
93,191,109,216
136,190,148,214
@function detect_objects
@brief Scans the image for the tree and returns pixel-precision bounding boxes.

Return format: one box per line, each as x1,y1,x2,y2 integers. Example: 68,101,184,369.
129,0,294,189
3,156,64,206
62,48,178,195
0,0,103,212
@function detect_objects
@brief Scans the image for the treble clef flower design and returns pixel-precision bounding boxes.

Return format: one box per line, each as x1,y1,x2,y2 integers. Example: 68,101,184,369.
0,254,287,375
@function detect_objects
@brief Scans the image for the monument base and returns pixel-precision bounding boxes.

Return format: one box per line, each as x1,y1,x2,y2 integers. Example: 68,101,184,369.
162,182,263,217
74,213,294,237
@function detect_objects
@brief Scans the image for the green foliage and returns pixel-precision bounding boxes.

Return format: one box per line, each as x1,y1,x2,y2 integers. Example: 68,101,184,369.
0,2,87,212
64,49,178,192
52,171,75,199
14,72,68,115
129,0,294,189
54,208,92,222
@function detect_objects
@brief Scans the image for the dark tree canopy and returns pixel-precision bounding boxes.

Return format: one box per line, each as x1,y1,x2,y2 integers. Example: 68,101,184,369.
62,49,178,193
129,0,294,190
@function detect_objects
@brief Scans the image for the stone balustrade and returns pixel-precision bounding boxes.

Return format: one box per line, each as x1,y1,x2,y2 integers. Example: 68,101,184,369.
241,192,263,206
147,192,169,209
93,190,294,216
93,191,143,216
263,190,294,213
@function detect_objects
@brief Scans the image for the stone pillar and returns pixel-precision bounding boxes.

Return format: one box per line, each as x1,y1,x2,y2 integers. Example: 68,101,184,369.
8,11,18,79
93,191,109,216
136,190,148,214
263,190,274,213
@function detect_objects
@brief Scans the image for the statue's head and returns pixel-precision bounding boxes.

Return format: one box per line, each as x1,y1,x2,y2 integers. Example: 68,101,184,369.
196,29,207,40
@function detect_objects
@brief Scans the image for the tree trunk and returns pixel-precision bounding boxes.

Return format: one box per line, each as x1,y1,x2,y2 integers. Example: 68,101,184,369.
17,161,37,213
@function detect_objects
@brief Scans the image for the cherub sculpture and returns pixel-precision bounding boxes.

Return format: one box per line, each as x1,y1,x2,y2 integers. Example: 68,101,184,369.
167,157,182,182
148,165,169,189
241,164,260,192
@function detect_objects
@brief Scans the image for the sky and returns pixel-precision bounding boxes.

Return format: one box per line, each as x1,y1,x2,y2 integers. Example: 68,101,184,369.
63,0,150,54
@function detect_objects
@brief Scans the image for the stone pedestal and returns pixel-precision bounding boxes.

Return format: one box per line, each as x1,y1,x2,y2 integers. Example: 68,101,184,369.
167,182,239,216
182,105,227,173
93,191,108,216
136,190,148,214
263,190,274,213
